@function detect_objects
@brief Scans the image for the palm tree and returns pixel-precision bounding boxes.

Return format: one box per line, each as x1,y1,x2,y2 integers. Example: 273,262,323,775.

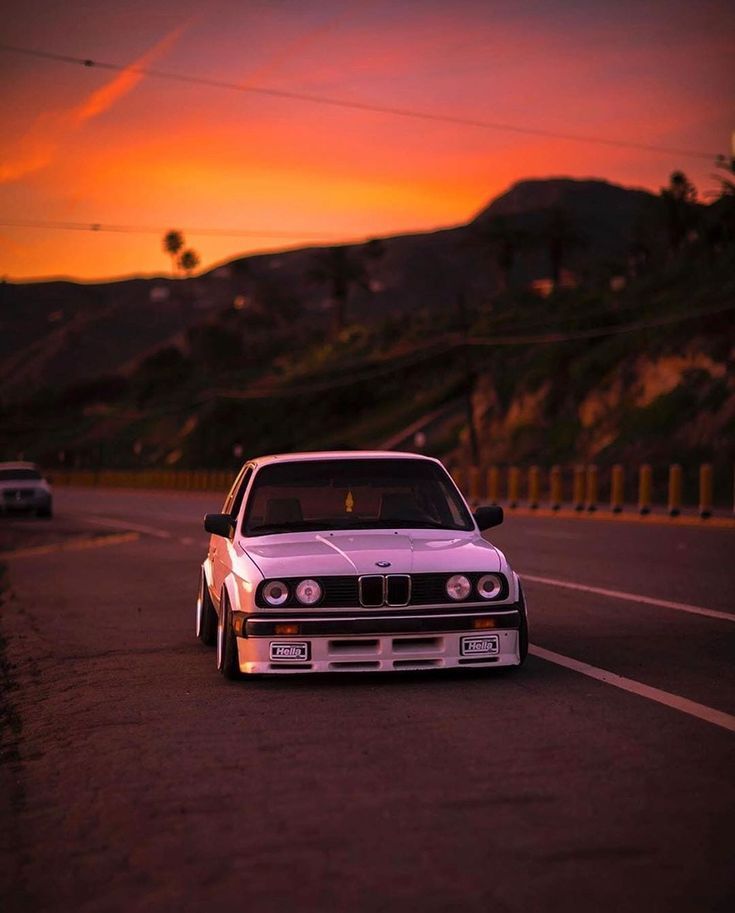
660,171,698,254
308,241,382,336
542,206,582,291
163,230,184,276
178,249,200,277
469,216,527,293
708,156,735,247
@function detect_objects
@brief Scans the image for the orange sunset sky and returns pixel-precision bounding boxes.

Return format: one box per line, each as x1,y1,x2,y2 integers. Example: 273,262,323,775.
1,0,733,282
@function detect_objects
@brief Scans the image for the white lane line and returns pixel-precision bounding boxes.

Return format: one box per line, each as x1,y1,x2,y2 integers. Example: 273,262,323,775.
530,645,735,734
82,515,173,539
523,573,734,623
2,532,140,559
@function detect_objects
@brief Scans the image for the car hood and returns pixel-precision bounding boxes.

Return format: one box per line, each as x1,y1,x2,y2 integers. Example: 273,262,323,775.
241,531,501,578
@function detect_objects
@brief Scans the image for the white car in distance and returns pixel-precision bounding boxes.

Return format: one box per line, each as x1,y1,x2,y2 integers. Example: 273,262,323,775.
0,462,53,518
198,451,528,677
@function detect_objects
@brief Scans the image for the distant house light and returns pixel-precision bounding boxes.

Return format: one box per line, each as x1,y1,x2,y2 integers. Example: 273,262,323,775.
150,286,170,302
529,269,578,298
529,278,554,298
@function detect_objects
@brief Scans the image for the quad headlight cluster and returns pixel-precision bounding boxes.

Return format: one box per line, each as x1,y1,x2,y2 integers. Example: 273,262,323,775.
446,573,504,601
262,578,322,607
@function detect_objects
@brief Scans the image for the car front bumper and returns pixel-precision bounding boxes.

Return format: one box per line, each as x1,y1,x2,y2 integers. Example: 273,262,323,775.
233,605,522,674
0,492,51,513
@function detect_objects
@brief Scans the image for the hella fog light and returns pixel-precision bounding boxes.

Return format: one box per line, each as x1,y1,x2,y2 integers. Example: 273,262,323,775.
446,574,471,600
263,580,289,606
295,579,322,606
477,574,503,599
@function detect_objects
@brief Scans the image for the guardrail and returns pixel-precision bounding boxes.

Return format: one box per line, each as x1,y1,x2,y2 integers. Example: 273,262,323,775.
452,463,733,520
49,463,732,520
50,469,235,492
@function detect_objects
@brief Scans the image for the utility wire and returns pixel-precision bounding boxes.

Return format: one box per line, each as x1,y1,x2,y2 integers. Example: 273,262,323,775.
0,43,721,161
2,301,730,430
0,218,349,240
467,300,735,346
211,300,735,400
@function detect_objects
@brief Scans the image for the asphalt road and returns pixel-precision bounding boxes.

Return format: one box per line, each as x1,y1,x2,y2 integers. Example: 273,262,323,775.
1,487,734,913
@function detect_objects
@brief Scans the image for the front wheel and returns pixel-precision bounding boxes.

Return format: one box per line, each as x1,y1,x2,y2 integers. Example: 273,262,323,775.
216,591,242,680
196,571,217,646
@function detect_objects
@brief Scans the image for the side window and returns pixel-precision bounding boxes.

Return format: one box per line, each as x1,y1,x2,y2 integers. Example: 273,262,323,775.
230,467,253,521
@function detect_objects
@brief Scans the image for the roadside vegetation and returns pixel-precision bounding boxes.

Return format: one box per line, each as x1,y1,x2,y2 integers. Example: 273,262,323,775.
1,166,733,484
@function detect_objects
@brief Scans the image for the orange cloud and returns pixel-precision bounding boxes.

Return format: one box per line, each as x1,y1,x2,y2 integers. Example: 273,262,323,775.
0,23,188,184
239,9,351,87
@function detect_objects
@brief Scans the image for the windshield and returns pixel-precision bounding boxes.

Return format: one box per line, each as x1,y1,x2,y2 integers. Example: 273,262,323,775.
0,468,42,481
243,458,474,535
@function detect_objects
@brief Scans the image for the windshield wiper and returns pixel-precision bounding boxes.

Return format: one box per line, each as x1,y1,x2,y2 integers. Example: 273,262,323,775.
248,519,465,534
338,519,461,530
247,521,324,534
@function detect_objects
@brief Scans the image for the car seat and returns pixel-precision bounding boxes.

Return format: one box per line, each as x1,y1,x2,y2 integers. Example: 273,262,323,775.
379,492,426,521
264,497,304,525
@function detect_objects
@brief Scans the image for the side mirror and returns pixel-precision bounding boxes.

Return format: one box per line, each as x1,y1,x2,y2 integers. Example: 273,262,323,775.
473,505,503,531
204,513,235,538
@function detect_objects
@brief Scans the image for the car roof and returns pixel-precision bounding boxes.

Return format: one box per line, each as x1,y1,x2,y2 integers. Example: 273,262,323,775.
250,450,442,468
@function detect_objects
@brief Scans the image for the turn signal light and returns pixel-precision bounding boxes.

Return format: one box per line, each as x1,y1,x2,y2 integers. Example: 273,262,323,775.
275,623,300,635
474,618,496,630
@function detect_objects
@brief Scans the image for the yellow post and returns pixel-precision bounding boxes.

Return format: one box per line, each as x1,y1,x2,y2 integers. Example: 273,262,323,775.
668,464,683,517
550,465,562,511
573,465,585,511
528,466,540,509
585,464,598,512
699,463,712,519
610,464,624,513
487,466,500,505
638,464,652,515
469,466,481,504
507,466,520,508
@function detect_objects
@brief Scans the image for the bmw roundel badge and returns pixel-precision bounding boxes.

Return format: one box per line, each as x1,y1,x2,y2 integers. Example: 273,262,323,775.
375,560,391,568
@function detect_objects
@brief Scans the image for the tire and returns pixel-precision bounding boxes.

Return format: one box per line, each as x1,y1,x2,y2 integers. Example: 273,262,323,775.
216,591,242,680
196,571,217,646
517,582,529,665
37,501,53,519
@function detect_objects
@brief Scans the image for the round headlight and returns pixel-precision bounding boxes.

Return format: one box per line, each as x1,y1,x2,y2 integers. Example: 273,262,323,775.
295,579,322,606
477,574,503,599
263,580,289,606
446,574,471,601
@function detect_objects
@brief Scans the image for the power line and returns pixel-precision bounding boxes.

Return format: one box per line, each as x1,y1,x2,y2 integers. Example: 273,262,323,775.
210,301,735,400
0,43,721,162
467,301,735,346
0,218,349,240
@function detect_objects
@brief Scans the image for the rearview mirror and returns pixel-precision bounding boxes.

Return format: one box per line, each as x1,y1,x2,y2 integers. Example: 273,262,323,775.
204,513,235,538
473,505,503,530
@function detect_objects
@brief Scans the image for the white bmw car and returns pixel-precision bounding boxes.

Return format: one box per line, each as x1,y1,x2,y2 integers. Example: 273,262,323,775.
197,451,528,678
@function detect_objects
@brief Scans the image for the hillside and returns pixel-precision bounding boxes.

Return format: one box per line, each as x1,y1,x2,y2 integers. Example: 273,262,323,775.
0,177,668,402
2,173,733,484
